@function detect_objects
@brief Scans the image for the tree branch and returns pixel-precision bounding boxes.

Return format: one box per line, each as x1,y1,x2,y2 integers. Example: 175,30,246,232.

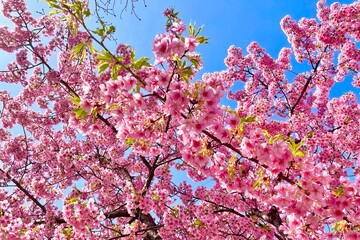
0,168,47,214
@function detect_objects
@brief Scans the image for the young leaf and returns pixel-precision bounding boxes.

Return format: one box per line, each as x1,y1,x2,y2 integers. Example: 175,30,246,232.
111,65,119,80
188,22,195,36
106,25,116,35
98,62,109,74
48,9,59,16
189,57,200,69
196,36,209,44
83,9,91,18
73,108,88,120
133,57,151,70
72,42,85,56
126,138,136,146
67,197,79,205
92,28,105,37
70,95,81,106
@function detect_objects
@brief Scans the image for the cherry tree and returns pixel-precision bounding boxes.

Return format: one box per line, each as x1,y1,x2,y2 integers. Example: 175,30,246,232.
0,0,359,239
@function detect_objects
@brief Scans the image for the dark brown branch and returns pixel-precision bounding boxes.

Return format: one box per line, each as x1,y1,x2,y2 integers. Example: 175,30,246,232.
290,59,320,115
0,168,47,213
165,115,172,132
140,155,151,170
96,113,118,133
105,208,131,218
142,155,160,195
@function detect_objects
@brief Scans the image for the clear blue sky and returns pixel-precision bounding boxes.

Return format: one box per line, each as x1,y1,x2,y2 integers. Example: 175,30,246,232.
109,0,357,100
111,0,354,70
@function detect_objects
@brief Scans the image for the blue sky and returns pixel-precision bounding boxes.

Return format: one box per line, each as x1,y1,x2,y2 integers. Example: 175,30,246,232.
110,0,354,70
114,0,359,100
109,0,357,101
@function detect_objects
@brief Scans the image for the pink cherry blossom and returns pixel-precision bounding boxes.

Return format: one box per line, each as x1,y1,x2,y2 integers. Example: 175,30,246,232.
0,0,359,239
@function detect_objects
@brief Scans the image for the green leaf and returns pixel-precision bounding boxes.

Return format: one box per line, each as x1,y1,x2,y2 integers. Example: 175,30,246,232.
62,226,72,237
252,179,262,190
116,56,123,62
133,57,151,70
227,166,235,180
196,35,209,44
92,28,105,37
306,130,314,138
332,185,344,197
188,23,195,36
238,115,257,132
67,197,79,205
194,83,200,98
125,138,135,146
19,228,27,235
170,207,179,218
88,44,96,53
181,66,193,82
262,129,270,139
98,63,109,74
332,220,347,232
196,25,204,36
191,219,203,229
96,51,112,61
99,19,106,29
111,65,119,80
294,141,303,152
176,58,182,67
269,134,283,144
73,108,88,120
84,9,91,18
183,90,192,96
72,42,85,56
189,57,200,69
295,151,305,158
134,85,141,93
61,2,74,8
70,95,81,106
151,194,161,201
131,50,136,62
44,0,60,9
107,104,119,110
286,138,305,158
48,9,59,16
261,224,272,231
106,25,116,35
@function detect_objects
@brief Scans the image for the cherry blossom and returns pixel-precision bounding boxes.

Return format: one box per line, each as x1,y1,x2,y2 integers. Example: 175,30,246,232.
0,0,359,239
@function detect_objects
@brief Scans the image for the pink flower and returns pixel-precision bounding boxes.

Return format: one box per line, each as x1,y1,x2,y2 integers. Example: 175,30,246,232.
163,8,171,17
185,36,199,52
152,33,172,59
80,98,92,113
170,21,186,34
240,137,255,157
